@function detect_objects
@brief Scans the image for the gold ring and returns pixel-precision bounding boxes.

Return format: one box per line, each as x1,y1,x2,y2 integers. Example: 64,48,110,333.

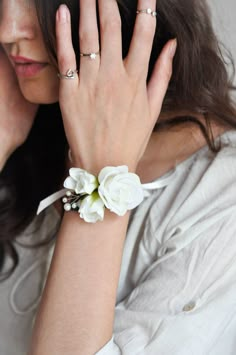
80,51,100,60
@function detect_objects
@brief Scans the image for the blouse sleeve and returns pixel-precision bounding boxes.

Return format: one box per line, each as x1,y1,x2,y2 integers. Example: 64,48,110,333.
95,206,236,355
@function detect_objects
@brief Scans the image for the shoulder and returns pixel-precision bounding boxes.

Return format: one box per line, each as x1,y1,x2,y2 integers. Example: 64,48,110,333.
138,129,236,252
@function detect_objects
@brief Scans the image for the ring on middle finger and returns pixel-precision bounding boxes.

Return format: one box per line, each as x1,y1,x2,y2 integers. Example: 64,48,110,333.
80,51,100,60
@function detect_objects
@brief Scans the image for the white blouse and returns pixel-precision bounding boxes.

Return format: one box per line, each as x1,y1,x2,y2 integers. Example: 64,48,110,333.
96,129,236,354
1,129,236,355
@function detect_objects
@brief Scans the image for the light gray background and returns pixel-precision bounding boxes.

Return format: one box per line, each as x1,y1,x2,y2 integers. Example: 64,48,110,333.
208,0,236,85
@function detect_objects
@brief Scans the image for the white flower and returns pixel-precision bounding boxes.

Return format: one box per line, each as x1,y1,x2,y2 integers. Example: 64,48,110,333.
98,166,144,216
79,192,105,223
64,168,98,195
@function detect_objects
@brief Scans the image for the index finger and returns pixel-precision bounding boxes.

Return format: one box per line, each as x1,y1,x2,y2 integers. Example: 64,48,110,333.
56,5,79,92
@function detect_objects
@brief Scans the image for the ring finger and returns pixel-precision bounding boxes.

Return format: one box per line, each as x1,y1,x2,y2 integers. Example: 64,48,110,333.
125,0,157,79
79,0,100,82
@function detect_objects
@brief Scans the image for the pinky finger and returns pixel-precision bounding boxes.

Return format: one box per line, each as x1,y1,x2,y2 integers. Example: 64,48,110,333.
147,39,177,119
56,5,79,90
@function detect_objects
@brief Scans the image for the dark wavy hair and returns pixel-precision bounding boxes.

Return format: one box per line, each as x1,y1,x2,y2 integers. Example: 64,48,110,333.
0,0,236,280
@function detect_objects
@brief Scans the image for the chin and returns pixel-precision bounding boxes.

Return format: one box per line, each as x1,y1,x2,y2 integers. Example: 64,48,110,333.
19,82,59,104
25,93,59,105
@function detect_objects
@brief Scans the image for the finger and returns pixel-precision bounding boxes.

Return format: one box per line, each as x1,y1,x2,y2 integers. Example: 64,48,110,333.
147,39,177,119
79,0,100,81
98,0,123,70
125,0,157,79
56,5,79,91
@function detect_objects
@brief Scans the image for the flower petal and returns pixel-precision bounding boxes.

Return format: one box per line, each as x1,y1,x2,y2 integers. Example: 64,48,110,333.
63,176,76,190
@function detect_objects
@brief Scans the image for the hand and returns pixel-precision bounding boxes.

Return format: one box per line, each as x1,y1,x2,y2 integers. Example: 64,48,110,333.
56,0,176,174
0,45,38,169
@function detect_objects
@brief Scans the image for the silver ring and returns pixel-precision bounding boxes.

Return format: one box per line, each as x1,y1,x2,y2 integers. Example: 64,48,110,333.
80,51,100,60
136,8,157,17
58,68,78,80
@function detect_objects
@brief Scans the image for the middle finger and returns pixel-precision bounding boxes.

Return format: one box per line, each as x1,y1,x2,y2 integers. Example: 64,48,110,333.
98,0,123,70
79,0,100,82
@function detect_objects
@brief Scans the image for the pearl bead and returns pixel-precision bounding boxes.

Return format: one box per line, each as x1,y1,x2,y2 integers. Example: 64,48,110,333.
66,191,72,197
64,203,72,212
62,197,68,203
72,203,77,209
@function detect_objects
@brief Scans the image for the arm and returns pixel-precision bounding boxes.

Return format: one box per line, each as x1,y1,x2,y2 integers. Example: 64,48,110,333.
30,211,129,354
29,0,176,353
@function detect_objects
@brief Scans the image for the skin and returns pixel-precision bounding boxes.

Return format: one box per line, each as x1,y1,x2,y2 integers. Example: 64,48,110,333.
0,0,231,354
0,45,38,170
0,0,59,104
1,1,175,353
0,0,58,171
0,0,227,181
29,2,177,352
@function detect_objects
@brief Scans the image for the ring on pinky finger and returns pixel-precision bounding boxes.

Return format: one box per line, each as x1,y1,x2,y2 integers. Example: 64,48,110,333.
136,8,157,17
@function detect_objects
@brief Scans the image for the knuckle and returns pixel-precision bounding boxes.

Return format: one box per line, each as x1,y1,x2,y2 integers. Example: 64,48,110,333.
138,22,155,40
59,54,75,70
99,76,120,100
79,30,97,46
58,56,69,69
100,16,121,33
100,78,112,95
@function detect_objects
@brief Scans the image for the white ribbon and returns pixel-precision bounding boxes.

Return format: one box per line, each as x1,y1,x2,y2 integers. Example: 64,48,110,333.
37,189,67,215
142,168,176,197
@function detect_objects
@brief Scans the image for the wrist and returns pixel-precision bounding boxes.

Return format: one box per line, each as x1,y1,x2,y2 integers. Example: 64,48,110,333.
63,165,144,223
68,149,138,175
37,165,143,221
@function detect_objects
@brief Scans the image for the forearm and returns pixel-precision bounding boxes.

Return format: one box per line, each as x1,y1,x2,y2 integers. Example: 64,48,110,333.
29,210,129,355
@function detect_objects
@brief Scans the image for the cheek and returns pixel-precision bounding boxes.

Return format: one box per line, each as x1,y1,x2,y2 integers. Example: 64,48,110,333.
18,65,59,104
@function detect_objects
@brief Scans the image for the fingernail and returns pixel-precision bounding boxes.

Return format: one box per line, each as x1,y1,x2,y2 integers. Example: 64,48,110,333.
58,4,69,23
169,39,177,58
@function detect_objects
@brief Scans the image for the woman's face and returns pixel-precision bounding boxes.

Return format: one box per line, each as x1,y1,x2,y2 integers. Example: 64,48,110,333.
0,0,59,104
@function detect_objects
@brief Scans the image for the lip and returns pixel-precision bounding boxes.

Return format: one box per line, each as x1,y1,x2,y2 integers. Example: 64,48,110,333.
10,55,48,78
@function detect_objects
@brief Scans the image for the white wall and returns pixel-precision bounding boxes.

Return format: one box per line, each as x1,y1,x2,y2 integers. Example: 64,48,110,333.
208,0,236,85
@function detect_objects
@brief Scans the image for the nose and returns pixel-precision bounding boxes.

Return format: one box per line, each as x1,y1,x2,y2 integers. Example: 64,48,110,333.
0,0,35,44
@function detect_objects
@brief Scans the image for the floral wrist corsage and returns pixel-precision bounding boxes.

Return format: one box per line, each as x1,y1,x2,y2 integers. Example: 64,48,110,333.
62,166,144,223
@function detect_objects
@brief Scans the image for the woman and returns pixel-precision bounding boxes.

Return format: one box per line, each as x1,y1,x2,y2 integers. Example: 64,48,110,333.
1,0,236,354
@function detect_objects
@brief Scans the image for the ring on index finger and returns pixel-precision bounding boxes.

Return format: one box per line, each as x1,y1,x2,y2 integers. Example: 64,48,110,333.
136,8,157,17
58,68,78,80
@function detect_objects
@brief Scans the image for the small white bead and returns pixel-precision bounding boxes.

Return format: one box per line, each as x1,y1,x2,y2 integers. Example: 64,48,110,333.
66,191,72,197
72,203,77,209
62,197,68,203
64,203,72,212
146,8,152,14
